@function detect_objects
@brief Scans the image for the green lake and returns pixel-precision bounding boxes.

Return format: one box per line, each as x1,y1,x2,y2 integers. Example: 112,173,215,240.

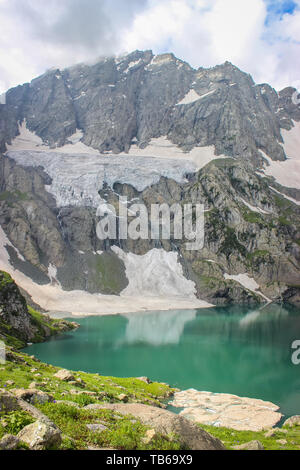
26,303,300,418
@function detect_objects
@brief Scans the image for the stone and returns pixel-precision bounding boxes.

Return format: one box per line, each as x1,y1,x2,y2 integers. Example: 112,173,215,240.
118,394,129,403
86,423,108,433
141,429,157,445
137,377,152,384
55,400,81,408
5,380,14,386
76,378,85,386
29,382,39,389
276,439,288,446
16,397,56,425
54,369,75,382
283,415,300,428
170,390,282,431
264,429,277,438
0,434,20,450
233,440,264,450
264,427,288,438
84,403,225,450
17,420,62,450
12,388,53,405
0,389,20,412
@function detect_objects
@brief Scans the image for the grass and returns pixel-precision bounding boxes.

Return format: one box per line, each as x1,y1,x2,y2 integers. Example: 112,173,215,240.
27,306,76,342
0,411,35,438
200,424,300,450
0,346,180,450
36,402,182,450
1,346,300,450
0,271,14,290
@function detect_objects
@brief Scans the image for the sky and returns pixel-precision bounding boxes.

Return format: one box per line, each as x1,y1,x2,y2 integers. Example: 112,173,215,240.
0,0,299,94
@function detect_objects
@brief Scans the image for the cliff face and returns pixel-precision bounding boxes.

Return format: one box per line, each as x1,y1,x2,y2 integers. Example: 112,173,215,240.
0,50,299,307
0,271,77,347
0,271,34,345
1,50,300,165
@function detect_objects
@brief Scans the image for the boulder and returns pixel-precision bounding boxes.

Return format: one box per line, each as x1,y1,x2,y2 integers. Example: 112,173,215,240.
55,400,81,408
0,434,20,450
54,369,75,382
142,429,157,445
118,394,128,403
276,439,288,446
0,389,20,412
5,380,14,386
137,377,152,384
12,388,53,405
264,429,277,438
171,389,282,431
283,415,300,427
233,440,264,450
264,427,288,438
84,403,225,450
17,420,62,450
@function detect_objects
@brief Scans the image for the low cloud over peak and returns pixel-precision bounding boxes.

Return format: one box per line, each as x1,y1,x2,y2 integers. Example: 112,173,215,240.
0,0,299,93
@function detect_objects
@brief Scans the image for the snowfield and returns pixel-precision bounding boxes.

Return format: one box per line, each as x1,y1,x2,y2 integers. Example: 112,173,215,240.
261,120,300,189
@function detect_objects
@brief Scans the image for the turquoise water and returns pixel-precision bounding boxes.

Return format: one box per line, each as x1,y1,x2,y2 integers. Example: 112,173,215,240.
26,304,300,417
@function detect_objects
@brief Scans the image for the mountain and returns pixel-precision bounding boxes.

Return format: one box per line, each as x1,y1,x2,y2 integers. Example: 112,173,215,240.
0,50,299,310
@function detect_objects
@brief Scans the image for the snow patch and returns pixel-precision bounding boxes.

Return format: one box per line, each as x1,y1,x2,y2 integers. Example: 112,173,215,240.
7,122,99,155
260,121,300,189
0,92,6,105
6,121,44,150
240,198,270,215
124,60,142,73
47,264,60,286
176,89,216,106
112,246,211,305
151,54,173,65
269,186,300,206
125,136,228,171
224,273,271,302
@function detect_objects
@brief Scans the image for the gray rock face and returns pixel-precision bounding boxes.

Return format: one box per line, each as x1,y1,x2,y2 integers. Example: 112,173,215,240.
0,51,299,305
0,152,299,304
1,50,299,166
0,272,39,343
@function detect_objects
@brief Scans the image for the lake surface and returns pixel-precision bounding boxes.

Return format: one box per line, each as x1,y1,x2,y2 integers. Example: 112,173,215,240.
26,304,300,418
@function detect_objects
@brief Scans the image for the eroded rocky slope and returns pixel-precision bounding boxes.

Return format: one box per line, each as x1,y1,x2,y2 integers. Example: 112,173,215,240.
0,50,299,308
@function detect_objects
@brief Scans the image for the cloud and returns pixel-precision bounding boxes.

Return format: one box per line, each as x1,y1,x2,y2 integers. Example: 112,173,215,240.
0,0,148,92
0,0,299,93
120,0,300,90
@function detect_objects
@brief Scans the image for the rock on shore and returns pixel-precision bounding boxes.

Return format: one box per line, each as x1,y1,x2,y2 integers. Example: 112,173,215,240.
170,389,282,431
